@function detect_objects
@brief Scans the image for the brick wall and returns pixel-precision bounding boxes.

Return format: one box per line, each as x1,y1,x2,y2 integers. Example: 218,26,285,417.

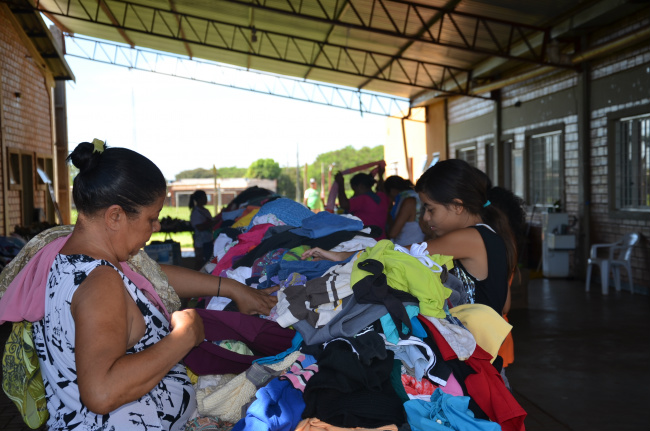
444,14,650,292
1,6,55,236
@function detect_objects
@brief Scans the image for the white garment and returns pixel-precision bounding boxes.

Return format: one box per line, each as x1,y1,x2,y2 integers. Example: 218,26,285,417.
35,255,195,431
212,233,235,263
330,235,377,252
422,315,476,361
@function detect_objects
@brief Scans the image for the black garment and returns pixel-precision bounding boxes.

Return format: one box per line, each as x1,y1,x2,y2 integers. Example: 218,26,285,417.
449,225,509,314
353,259,418,340
232,229,371,269
215,227,245,241
302,340,407,428
417,314,488,420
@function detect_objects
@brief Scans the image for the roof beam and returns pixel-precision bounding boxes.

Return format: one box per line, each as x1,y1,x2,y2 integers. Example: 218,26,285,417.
168,0,193,59
64,35,414,119
97,0,136,47
34,0,479,97
302,0,352,81
217,0,568,67
357,0,462,91
411,0,627,106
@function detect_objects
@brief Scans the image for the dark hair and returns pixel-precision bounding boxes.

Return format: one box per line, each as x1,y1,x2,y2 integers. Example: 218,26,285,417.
350,173,376,190
415,159,525,276
67,142,167,216
189,190,208,210
384,175,414,193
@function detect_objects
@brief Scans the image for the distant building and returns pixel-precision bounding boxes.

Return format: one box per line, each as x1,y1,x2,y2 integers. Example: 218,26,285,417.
167,178,277,209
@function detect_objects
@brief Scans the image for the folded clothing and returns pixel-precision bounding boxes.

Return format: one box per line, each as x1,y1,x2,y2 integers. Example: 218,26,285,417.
184,309,296,375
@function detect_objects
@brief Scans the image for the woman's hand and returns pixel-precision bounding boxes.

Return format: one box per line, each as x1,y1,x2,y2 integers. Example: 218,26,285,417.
170,308,205,347
231,284,279,315
334,172,344,185
301,247,355,262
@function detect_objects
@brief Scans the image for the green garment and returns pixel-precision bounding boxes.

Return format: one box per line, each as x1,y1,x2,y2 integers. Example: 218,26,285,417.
304,187,320,210
2,321,47,428
350,240,453,318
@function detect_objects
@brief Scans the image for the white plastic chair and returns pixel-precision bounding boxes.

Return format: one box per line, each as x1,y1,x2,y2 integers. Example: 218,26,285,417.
585,232,639,294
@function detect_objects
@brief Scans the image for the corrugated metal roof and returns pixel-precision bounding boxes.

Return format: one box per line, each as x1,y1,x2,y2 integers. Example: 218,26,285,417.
11,0,650,104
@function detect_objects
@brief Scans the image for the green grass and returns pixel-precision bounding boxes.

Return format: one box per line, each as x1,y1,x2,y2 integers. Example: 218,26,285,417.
152,206,208,249
71,206,213,249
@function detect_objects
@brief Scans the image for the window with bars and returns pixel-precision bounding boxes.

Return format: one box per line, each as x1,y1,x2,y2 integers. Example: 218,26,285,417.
527,131,563,207
613,113,650,212
457,145,477,167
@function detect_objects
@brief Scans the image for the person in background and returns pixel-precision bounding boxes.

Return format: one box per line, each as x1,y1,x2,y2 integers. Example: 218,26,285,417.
335,166,390,239
29,141,278,431
415,159,526,315
189,190,216,268
303,178,323,211
384,175,425,246
306,159,525,316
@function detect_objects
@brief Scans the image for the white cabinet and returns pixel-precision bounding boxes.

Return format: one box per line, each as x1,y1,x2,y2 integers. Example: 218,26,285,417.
542,212,575,278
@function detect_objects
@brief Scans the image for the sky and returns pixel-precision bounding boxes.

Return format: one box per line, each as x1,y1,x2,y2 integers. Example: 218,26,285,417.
64,56,390,181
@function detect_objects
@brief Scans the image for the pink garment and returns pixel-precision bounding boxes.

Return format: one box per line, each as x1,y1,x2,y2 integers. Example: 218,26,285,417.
211,223,273,276
0,234,170,324
439,372,464,397
349,192,390,240
341,160,386,176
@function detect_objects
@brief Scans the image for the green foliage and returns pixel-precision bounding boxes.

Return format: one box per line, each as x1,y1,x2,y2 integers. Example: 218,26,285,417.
175,167,215,179
276,167,299,199
246,158,282,179
305,145,384,185
217,166,248,178
175,166,248,180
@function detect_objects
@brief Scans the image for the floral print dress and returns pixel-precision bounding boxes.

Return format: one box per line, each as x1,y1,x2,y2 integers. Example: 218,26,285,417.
33,254,196,431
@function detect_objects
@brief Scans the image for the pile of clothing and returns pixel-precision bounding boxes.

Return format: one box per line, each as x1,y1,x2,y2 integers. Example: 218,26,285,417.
185,197,527,431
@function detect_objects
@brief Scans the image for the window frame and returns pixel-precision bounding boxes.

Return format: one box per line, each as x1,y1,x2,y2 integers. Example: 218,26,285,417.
7,148,22,191
525,126,565,209
456,144,477,167
484,140,496,184
607,104,650,220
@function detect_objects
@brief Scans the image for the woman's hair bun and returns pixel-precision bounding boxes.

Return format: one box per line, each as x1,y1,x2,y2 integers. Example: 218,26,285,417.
67,141,102,173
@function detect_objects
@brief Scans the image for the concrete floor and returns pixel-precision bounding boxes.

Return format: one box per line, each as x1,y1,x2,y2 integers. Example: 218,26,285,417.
1,276,648,430
506,277,650,431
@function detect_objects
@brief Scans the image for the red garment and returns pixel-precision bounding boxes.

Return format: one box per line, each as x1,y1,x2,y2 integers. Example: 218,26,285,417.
211,223,273,276
349,192,390,239
401,374,437,396
419,316,526,431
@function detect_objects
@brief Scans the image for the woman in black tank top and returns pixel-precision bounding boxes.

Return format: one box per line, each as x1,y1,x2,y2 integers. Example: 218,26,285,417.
414,159,525,315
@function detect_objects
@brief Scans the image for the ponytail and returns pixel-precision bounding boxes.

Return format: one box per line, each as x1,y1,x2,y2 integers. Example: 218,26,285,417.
189,190,207,210
415,159,526,277
485,187,527,275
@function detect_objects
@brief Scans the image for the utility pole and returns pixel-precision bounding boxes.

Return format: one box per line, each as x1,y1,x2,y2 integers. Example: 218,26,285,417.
212,164,218,214
295,144,300,202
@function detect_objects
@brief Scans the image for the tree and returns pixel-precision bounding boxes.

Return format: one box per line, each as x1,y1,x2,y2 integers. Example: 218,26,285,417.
175,166,247,180
217,166,248,178
246,158,282,179
305,145,384,185
175,168,214,179
276,167,299,198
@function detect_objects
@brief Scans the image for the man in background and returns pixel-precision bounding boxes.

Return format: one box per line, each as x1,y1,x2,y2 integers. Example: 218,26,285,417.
303,178,323,211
